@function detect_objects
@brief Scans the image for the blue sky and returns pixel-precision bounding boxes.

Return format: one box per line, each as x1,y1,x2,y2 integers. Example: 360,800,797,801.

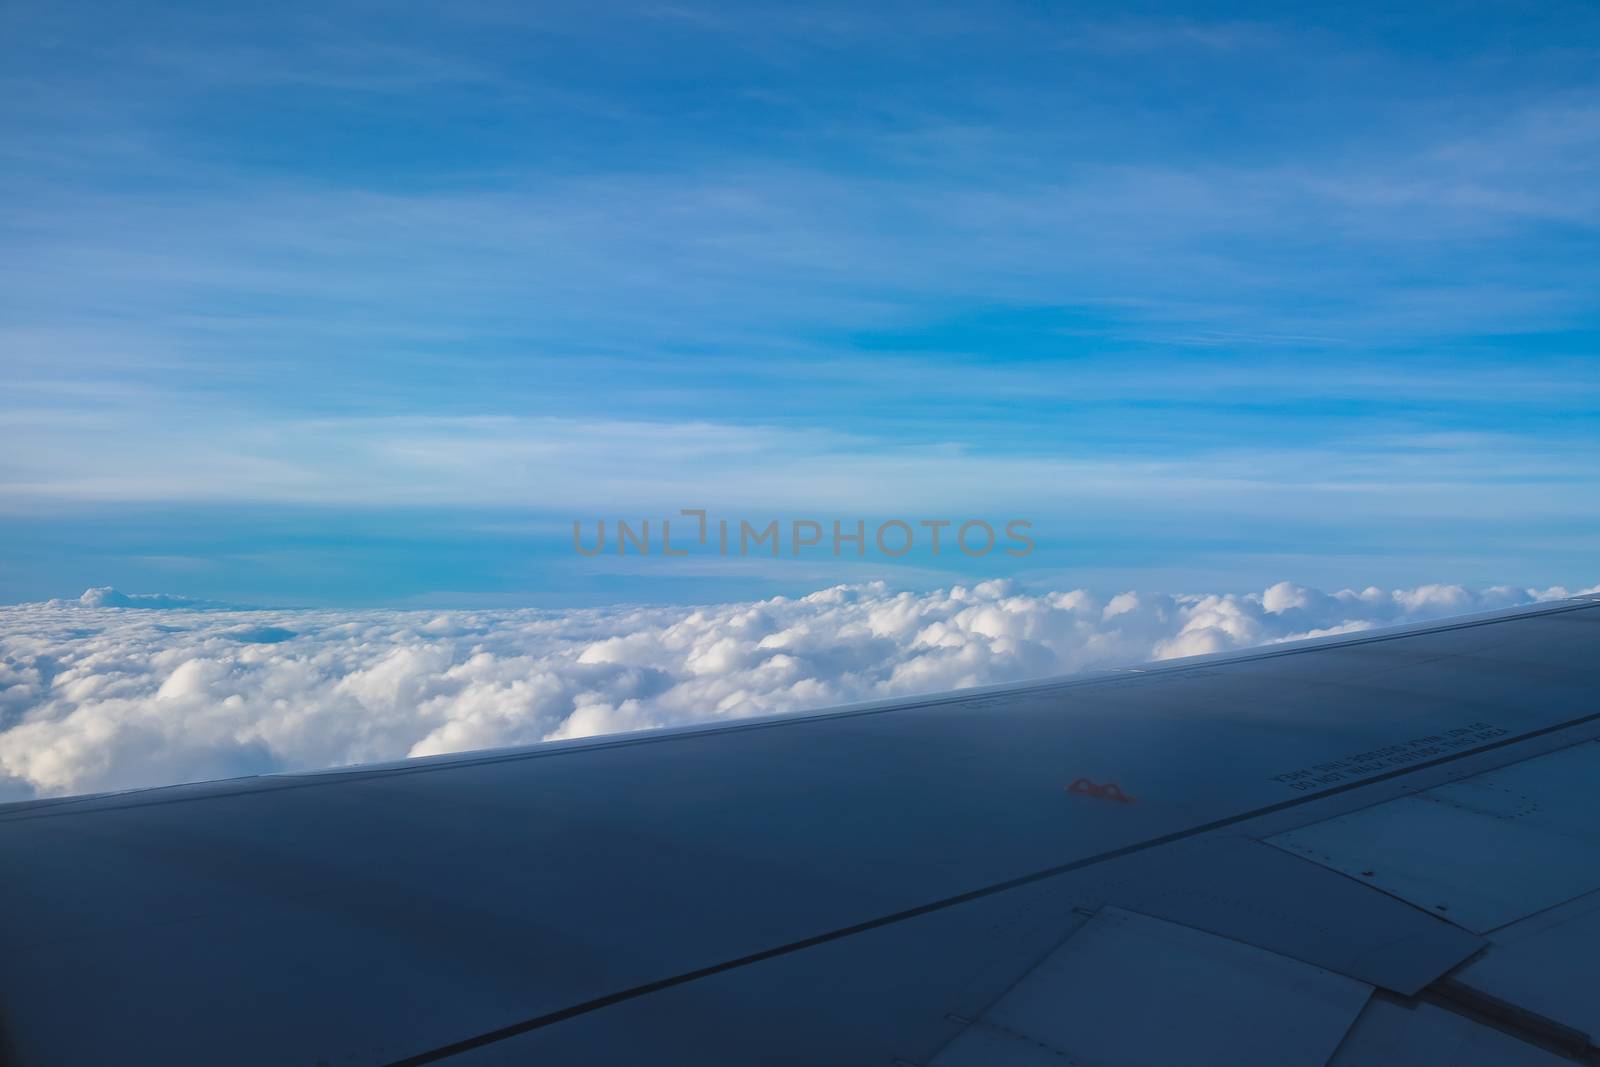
2,0,1598,605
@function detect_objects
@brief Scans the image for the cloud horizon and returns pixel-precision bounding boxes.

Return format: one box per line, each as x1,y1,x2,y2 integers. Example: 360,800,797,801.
3,577,1593,802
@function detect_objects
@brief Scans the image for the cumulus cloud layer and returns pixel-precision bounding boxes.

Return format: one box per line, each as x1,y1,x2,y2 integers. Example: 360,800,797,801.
1,580,1593,801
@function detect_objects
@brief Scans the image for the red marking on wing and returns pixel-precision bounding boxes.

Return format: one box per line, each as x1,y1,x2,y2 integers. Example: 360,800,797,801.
1067,778,1137,804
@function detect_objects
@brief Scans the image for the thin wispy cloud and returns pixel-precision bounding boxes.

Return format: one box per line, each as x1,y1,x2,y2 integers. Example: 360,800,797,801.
4,410,1596,526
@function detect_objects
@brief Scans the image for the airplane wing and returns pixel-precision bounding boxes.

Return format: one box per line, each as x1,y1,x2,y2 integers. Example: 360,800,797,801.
2,596,1598,1066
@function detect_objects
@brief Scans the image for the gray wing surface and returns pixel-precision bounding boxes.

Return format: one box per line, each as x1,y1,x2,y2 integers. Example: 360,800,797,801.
2,596,1599,1066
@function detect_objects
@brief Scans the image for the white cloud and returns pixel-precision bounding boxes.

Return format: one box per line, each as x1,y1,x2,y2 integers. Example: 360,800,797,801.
0,580,1593,801
66,586,238,610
